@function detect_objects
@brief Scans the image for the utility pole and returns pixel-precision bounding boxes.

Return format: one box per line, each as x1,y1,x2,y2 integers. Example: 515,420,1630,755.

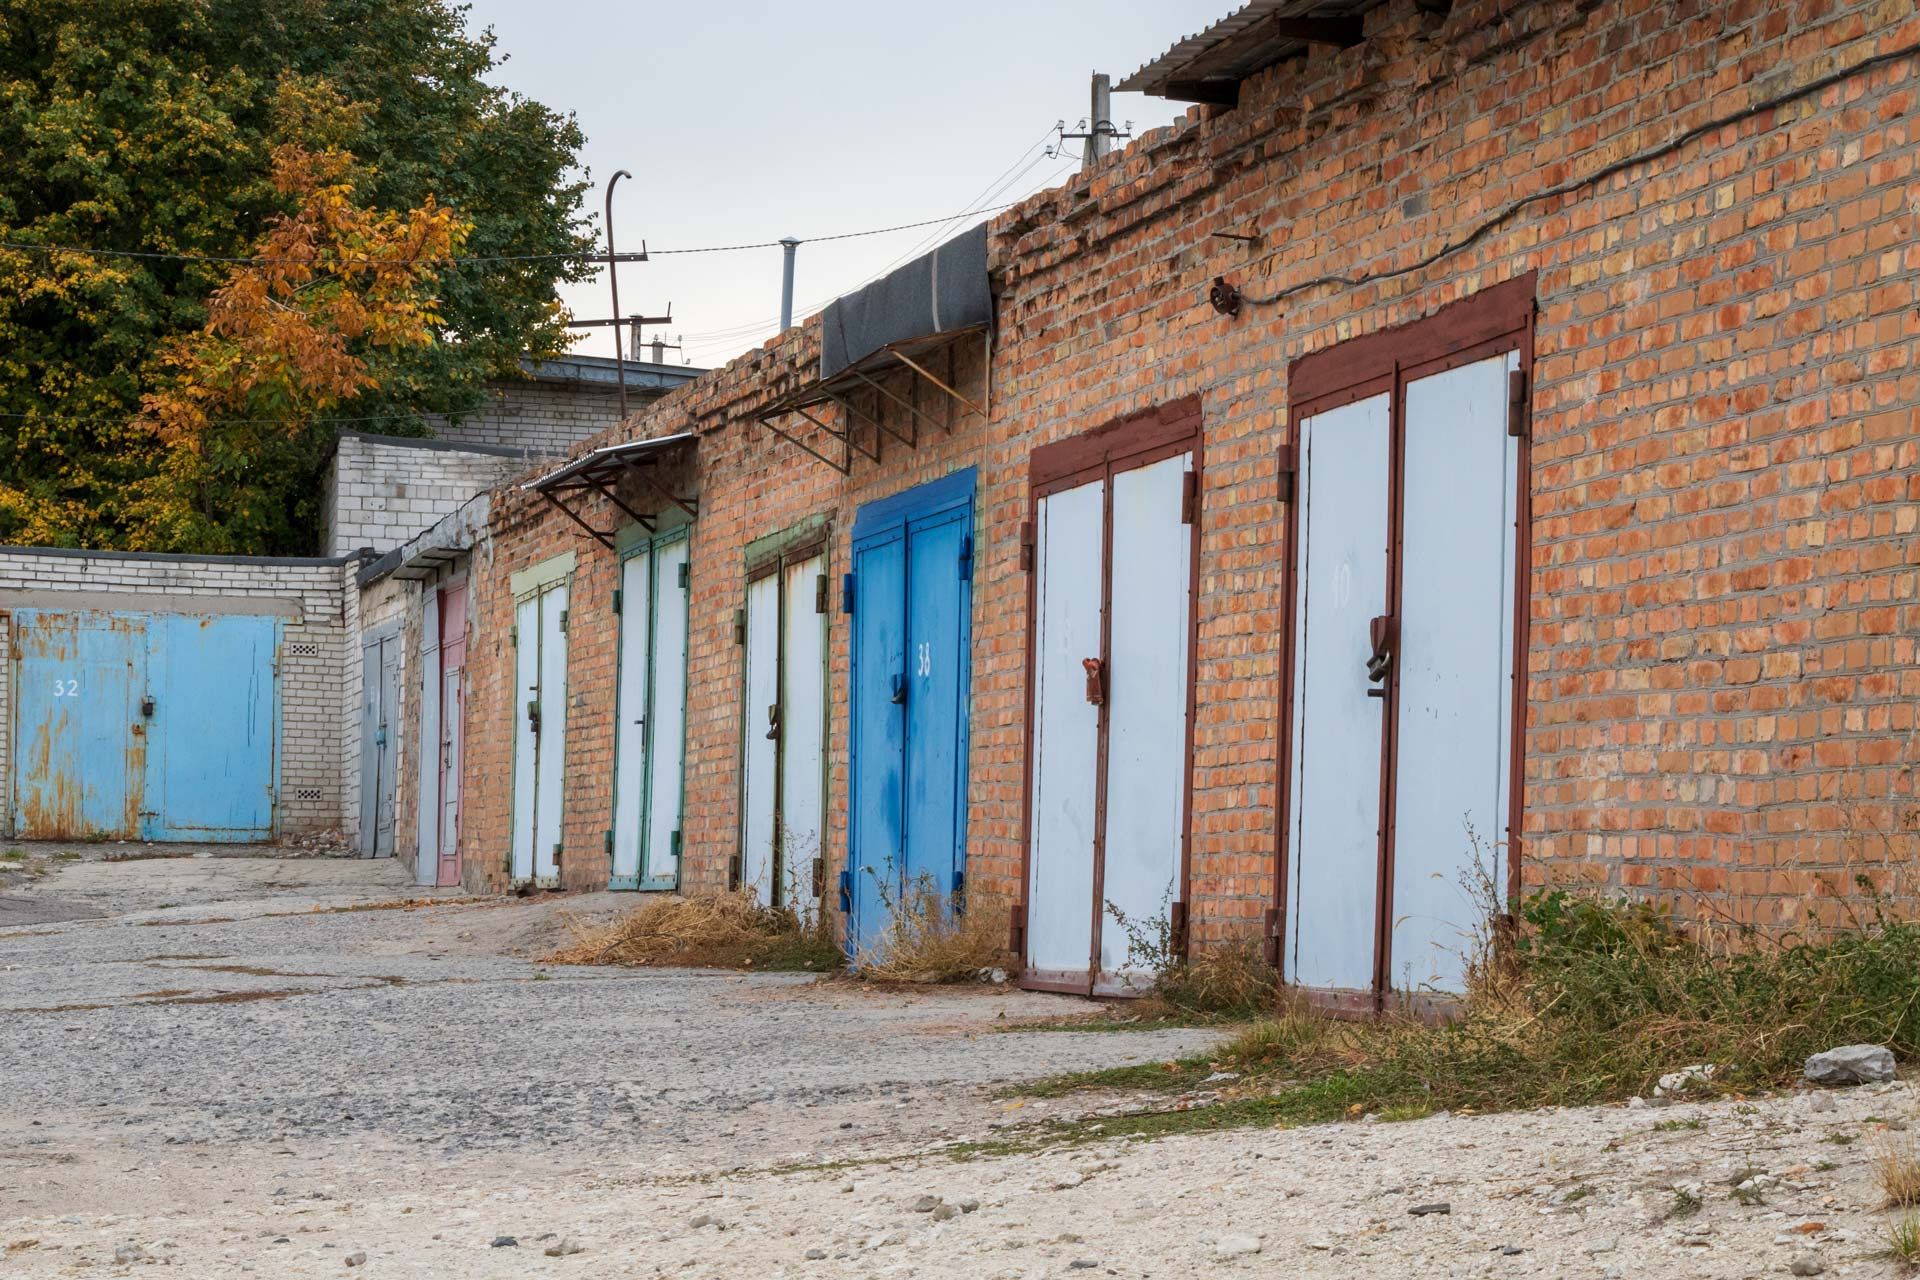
779,237,801,331
1086,73,1113,167
1056,74,1130,171
605,171,633,420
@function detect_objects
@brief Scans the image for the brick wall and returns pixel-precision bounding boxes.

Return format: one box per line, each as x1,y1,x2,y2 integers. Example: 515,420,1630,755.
428,379,678,457
0,547,361,839
324,434,528,558
457,0,1920,935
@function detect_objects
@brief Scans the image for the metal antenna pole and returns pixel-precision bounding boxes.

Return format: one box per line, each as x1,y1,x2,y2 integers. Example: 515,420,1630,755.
779,237,801,330
605,170,634,420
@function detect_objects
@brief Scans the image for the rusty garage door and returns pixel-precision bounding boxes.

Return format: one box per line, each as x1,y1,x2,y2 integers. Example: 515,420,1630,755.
9,608,281,842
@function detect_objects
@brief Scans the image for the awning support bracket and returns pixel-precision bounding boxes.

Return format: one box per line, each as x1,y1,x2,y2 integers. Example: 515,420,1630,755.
617,455,699,520
845,369,940,441
760,415,850,475
894,346,989,421
829,389,915,451
536,490,616,549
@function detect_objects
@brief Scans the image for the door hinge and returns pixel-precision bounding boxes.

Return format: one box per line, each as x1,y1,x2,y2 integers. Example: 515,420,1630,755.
951,869,966,912
557,608,569,634
814,572,828,614
841,572,855,616
1019,519,1034,572
670,829,683,860
958,534,974,582
729,851,742,891
1507,368,1530,439
1276,444,1298,504
837,869,853,914
1169,900,1189,957
604,828,613,856
552,840,563,866
510,623,518,645
1180,469,1200,524
733,607,747,646
1009,903,1028,956
812,856,826,900
611,587,622,615
1263,906,1282,968
677,561,690,590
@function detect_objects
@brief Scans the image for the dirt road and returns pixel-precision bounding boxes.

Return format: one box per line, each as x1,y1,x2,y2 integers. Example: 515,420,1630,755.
0,850,1909,1276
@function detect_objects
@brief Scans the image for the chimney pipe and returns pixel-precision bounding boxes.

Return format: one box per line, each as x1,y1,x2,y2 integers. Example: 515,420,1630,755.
1085,73,1113,169
778,237,800,331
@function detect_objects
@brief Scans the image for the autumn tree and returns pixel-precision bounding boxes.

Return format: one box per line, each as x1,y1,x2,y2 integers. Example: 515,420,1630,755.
0,0,594,553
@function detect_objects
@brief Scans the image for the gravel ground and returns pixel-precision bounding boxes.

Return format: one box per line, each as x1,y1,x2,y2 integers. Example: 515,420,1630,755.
1,851,1912,1277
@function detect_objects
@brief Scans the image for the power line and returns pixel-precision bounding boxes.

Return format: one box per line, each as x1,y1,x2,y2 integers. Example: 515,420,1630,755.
0,199,1036,270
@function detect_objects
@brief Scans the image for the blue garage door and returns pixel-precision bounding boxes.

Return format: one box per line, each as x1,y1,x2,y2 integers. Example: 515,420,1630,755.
9,609,279,842
845,470,975,958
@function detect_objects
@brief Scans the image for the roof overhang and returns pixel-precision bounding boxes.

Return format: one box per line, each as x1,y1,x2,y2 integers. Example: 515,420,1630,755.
358,494,491,588
1117,1,1384,105
521,433,698,548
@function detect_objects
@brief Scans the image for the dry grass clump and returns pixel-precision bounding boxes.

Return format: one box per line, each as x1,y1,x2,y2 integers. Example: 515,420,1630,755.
1135,940,1283,1022
1877,1135,1920,1209
856,878,1015,984
546,891,842,972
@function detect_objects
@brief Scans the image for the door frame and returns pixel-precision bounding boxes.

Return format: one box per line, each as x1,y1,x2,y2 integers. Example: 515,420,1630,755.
845,467,977,951
735,516,832,906
507,551,575,888
359,621,402,858
435,576,469,888
609,518,691,891
1274,273,1537,1012
1015,397,1205,993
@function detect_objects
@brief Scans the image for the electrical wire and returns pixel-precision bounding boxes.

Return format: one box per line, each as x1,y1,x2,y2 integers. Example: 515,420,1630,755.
1230,36,1920,308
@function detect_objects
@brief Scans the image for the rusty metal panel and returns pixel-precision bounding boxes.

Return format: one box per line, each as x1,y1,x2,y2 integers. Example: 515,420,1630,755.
11,610,145,839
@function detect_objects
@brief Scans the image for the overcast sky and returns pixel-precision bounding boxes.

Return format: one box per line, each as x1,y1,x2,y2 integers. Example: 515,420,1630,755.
458,0,1230,370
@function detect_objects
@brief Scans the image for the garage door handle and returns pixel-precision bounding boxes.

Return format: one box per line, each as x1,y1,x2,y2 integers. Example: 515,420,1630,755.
1366,614,1396,694
140,696,154,718
890,673,907,705
766,703,781,740
1082,657,1105,706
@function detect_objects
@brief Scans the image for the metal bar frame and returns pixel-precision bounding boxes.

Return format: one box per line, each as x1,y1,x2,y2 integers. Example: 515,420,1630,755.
893,349,988,421
580,473,655,532
616,456,700,520
829,390,914,451
536,489,614,549
794,404,878,462
846,369,940,441
758,415,849,475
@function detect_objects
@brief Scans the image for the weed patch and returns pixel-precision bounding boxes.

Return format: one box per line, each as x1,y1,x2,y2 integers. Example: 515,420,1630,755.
855,877,1014,985
545,891,842,972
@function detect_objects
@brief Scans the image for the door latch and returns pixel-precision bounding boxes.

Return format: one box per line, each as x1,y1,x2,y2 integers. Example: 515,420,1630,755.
140,696,154,718
890,672,907,705
1366,615,1396,696
765,702,781,741
527,699,541,732
1082,657,1106,705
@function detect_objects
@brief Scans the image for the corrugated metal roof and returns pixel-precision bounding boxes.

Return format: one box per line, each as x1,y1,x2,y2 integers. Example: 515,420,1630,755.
1117,0,1377,103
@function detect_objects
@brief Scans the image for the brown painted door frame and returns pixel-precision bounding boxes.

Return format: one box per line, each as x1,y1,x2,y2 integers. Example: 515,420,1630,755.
1273,274,1537,1013
1015,397,1205,994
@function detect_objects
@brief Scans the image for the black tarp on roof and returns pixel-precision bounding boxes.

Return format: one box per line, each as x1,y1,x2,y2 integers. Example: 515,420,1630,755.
818,224,990,381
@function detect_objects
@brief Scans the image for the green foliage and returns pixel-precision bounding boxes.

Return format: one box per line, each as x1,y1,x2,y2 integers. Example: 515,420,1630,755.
0,0,594,552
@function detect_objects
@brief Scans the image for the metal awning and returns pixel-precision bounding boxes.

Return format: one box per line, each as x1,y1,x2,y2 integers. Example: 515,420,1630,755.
756,328,990,475
358,495,491,588
1117,1,1387,105
758,224,992,475
522,432,698,547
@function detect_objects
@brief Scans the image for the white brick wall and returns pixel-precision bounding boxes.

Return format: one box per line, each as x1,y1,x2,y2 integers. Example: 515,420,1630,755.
324,434,528,559
427,379,633,456
0,548,362,840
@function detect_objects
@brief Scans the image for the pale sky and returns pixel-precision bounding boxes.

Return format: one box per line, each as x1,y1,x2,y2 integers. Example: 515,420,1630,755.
459,0,1231,370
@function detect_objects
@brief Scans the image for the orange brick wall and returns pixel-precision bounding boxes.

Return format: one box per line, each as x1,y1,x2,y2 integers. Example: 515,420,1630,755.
456,0,1920,938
